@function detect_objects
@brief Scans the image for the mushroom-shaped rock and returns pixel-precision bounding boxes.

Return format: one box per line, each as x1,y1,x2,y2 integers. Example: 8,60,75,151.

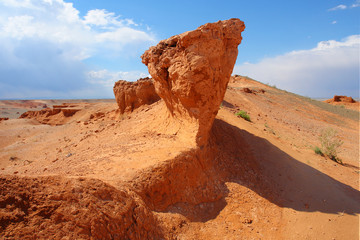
113,77,160,114
141,18,245,146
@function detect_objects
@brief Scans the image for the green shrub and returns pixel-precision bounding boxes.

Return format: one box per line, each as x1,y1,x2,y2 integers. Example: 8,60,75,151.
314,146,323,156
319,128,343,164
236,110,251,122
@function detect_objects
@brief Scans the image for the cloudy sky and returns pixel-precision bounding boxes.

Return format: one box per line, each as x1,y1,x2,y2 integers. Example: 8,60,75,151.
0,0,359,99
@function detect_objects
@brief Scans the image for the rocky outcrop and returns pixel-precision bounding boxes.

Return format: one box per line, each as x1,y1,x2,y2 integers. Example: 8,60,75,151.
19,103,81,125
325,95,356,103
141,18,245,146
113,77,160,114
0,176,162,239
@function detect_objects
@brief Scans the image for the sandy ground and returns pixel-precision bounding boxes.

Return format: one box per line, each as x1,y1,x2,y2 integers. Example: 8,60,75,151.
0,99,115,119
0,76,359,239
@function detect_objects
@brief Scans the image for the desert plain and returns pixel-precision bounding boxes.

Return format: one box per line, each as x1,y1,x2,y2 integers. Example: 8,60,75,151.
0,19,359,240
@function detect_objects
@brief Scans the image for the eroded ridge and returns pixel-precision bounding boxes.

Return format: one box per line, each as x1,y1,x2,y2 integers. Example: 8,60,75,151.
142,18,245,146
113,77,160,114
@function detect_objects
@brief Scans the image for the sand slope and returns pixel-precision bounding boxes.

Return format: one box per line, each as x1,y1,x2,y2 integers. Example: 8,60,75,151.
0,76,359,239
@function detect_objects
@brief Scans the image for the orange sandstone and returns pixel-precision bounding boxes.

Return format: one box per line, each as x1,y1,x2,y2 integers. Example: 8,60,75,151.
142,18,245,146
113,77,160,114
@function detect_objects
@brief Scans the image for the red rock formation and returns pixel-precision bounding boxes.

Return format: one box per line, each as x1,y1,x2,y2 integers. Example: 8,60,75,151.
0,176,162,239
331,95,356,103
113,77,160,114
141,18,245,146
19,103,80,125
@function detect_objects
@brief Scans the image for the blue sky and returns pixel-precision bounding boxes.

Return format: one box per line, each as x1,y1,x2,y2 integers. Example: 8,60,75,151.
0,0,359,99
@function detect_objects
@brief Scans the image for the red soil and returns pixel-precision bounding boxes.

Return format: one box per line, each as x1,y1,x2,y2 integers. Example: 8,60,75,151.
0,76,358,239
324,95,359,111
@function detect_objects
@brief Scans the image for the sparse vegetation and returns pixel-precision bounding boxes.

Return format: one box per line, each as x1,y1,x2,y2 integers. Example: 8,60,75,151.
264,123,276,135
236,110,251,122
238,75,358,122
319,128,343,164
313,146,323,156
295,95,358,122
268,84,277,89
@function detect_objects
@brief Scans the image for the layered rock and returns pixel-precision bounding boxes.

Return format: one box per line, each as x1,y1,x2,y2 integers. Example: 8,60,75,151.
113,77,160,114
141,18,245,146
19,103,81,125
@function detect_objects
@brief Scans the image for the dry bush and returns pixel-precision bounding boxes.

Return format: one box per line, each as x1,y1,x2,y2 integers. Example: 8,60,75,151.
319,128,343,164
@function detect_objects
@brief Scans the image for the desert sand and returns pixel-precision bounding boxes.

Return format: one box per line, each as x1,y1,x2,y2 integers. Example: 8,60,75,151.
0,19,359,239
1,75,359,239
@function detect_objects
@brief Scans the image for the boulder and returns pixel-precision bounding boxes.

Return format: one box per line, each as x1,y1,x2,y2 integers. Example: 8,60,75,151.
141,18,245,146
113,77,160,114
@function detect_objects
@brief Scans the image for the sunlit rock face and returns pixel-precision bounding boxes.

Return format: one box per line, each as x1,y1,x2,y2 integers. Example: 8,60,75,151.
141,18,245,146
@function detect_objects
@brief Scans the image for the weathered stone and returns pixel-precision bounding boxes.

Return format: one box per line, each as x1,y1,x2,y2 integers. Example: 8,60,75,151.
141,18,245,146
332,95,356,103
113,77,160,114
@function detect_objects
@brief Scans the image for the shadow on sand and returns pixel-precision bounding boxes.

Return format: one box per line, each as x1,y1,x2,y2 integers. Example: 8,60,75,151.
211,118,360,216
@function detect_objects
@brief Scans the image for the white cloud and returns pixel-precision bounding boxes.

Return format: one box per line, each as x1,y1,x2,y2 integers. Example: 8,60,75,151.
2,15,36,39
351,0,360,8
328,4,347,11
234,35,360,98
83,9,138,28
87,69,149,87
0,0,155,99
331,20,337,24
96,27,154,43
0,0,154,53
2,0,38,9
84,9,117,26
328,1,360,11
84,9,111,26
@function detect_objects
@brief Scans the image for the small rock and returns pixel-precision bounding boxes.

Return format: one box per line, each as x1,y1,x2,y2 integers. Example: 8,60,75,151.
243,218,253,224
243,87,253,93
9,156,18,161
